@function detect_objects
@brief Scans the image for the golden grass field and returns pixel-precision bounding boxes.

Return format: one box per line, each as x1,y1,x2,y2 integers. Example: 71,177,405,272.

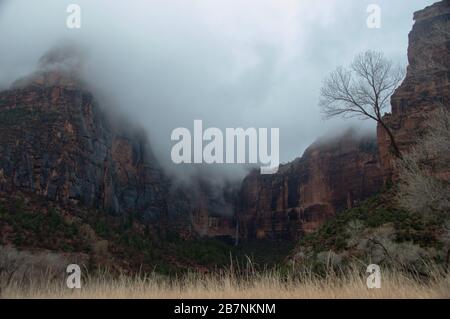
2,268,450,299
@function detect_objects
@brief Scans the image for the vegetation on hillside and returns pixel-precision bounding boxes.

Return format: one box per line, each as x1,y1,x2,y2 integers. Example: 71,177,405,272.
292,193,449,274
0,193,292,277
292,108,450,275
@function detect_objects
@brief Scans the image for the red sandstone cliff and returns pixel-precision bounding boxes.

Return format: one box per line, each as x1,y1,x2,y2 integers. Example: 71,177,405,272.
0,48,170,227
0,47,237,241
237,130,383,241
377,0,450,178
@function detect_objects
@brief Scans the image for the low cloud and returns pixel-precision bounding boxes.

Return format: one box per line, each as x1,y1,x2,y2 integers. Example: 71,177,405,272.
0,0,434,181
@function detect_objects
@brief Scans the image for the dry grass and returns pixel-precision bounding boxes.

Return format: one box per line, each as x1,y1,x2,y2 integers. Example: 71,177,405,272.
2,267,450,299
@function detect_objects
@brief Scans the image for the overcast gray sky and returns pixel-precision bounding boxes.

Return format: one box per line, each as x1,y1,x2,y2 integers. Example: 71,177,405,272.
0,0,435,181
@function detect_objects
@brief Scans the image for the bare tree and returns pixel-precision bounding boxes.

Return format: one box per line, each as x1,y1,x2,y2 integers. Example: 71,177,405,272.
320,50,405,158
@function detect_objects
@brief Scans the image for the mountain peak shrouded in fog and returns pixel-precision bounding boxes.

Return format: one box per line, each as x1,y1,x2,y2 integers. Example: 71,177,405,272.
11,43,86,89
37,43,84,72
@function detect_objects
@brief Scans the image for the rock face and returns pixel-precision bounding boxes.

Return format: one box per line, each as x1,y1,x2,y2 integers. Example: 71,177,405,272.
0,56,169,224
237,130,383,241
0,47,237,240
187,180,237,240
166,178,238,241
377,0,450,177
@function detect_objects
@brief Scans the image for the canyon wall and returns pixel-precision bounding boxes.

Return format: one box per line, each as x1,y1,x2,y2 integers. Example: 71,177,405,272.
237,130,383,241
0,70,170,224
377,0,450,178
0,51,236,240
166,178,238,240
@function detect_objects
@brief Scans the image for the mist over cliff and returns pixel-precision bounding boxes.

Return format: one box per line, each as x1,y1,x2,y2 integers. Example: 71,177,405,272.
0,0,435,182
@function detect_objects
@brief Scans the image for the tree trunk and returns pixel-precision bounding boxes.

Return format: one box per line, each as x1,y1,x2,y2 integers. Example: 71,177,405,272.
379,120,402,159
446,248,450,273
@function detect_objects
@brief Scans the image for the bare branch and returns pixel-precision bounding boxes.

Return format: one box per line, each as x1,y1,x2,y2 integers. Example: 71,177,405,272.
319,50,405,158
